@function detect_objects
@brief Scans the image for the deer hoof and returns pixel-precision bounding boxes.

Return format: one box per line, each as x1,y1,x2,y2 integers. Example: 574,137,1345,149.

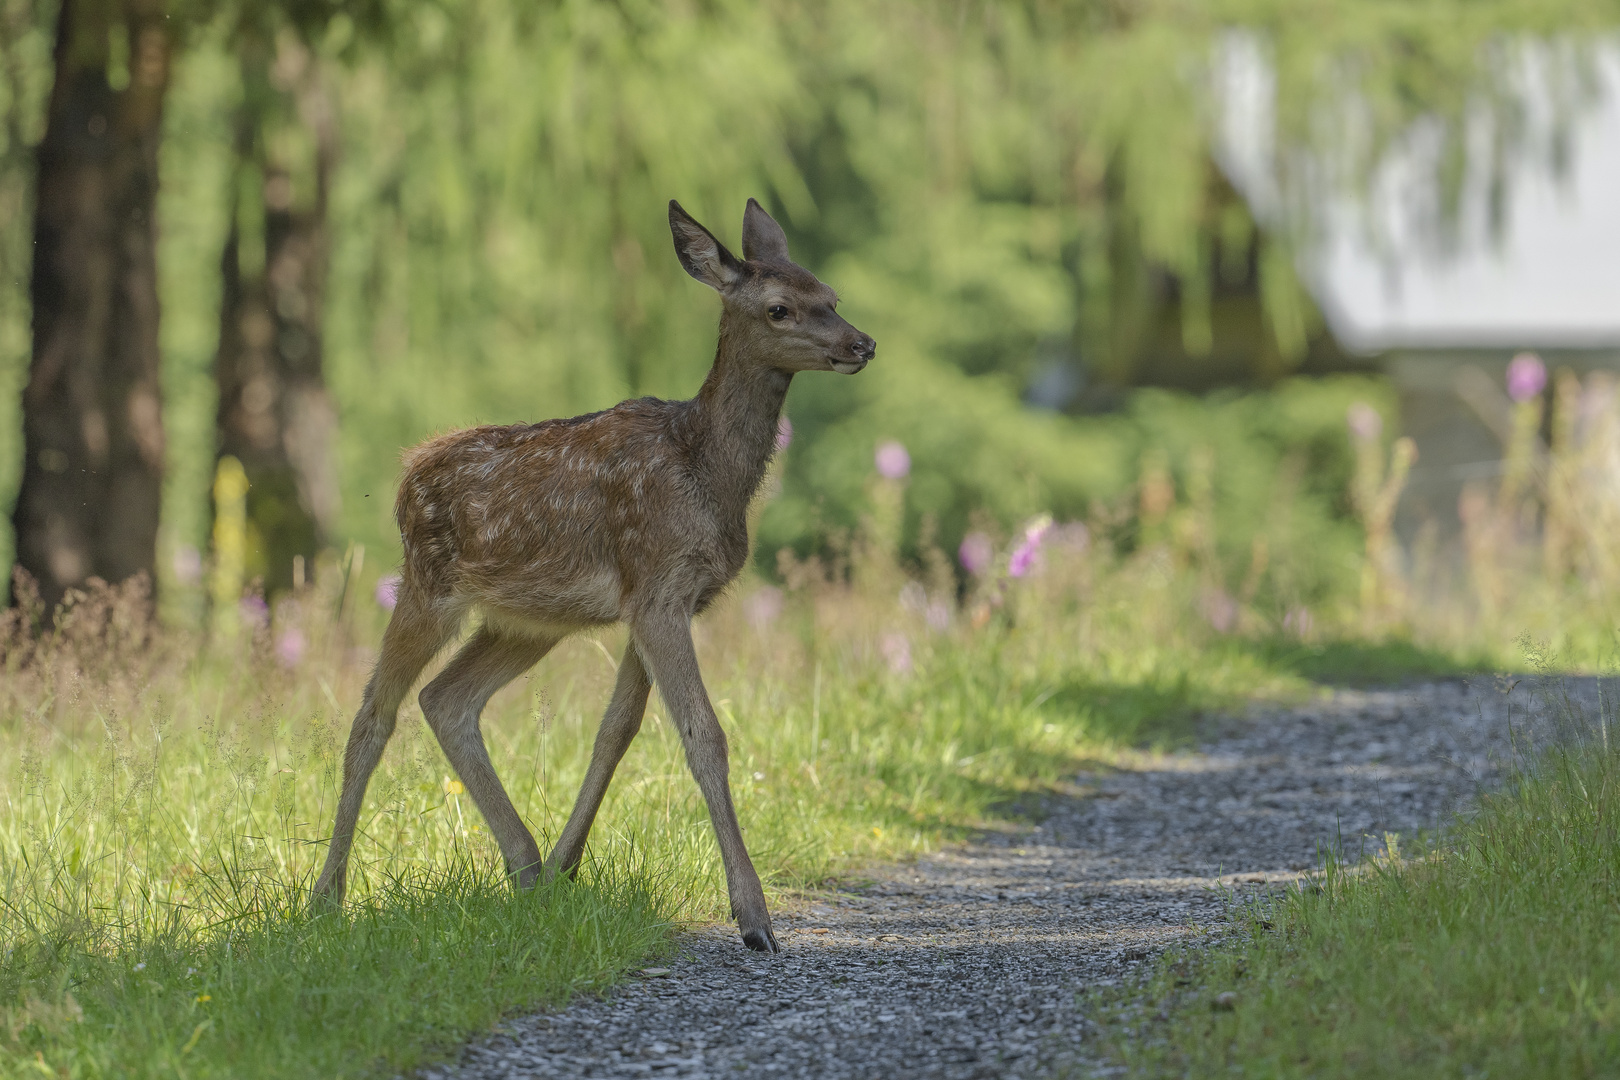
542,858,582,884
308,880,345,914
742,926,780,953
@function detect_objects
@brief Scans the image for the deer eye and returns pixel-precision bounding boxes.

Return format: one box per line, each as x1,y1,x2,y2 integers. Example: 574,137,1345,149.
767,305,790,321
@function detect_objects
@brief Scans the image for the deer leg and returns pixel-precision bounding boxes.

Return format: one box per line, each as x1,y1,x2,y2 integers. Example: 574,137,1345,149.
544,641,651,880
631,615,778,953
313,592,453,907
418,624,557,888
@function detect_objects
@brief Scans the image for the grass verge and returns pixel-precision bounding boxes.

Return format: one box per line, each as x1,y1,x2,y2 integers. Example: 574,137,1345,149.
1094,684,1620,1078
2,862,670,1079
0,565,1490,1077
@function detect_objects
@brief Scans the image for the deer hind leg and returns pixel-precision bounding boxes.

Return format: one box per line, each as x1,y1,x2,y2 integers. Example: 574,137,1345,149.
631,614,778,953
544,641,651,881
313,590,455,907
418,624,558,888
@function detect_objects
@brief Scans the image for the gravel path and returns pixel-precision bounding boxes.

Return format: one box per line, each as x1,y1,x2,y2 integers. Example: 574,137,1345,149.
423,677,1600,1080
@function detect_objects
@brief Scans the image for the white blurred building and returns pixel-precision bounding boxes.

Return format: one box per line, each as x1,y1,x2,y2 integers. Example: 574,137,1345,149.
1219,39,1620,534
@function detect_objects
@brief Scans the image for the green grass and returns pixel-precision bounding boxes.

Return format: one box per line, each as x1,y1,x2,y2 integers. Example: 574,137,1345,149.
2,867,670,1078
0,553,1501,1077
0,556,1336,1078
1221,636,1496,687
1096,684,1620,1078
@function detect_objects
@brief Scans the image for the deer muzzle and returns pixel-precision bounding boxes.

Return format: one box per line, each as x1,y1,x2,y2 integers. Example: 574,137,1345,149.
831,333,876,374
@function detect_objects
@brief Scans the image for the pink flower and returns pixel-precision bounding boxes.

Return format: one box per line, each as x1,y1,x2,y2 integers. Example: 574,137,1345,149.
275,628,306,668
744,586,783,629
874,440,910,480
172,545,202,585
925,600,952,632
775,416,793,451
1007,546,1039,578
1283,606,1313,638
375,574,401,611
239,595,269,628
1201,589,1238,634
879,632,912,675
1008,515,1053,578
1347,403,1382,442
1507,352,1546,403
958,532,993,575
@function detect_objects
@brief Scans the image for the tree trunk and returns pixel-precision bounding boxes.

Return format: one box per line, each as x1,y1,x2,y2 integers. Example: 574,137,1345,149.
12,0,171,615
213,31,339,596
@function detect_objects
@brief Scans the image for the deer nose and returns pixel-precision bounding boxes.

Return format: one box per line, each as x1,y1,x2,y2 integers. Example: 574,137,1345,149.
852,335,876,361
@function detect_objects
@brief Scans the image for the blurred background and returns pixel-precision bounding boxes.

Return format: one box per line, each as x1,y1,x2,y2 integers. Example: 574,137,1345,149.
1,0,1617,650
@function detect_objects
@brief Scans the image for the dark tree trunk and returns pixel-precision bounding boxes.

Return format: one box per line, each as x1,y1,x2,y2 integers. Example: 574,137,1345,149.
213,31,339,596
12,0,171,615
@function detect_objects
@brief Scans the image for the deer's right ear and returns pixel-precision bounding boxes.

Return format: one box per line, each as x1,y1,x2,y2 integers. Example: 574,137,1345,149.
669,201,743,291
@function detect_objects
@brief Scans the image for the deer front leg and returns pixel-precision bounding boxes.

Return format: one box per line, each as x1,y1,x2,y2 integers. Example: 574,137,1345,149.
631,614,779,953
544,641,651,880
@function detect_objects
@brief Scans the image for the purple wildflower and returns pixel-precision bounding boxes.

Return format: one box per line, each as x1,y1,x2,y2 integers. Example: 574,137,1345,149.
1283,606,1313,638
1347,403,1383,442
958,532,993,575
375,574,401,611
1008,515,1053,578
1507,352,1547,403
874,440,910,480
775,416,793,451
239,594,269,629
275,628,306,668
1201,589,1238,634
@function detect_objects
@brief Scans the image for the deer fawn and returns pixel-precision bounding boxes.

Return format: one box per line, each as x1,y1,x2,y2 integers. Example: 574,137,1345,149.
311,199,874,952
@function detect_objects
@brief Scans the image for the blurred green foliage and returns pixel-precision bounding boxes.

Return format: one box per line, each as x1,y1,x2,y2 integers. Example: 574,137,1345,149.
1,0,1615,588
775,374,1398,614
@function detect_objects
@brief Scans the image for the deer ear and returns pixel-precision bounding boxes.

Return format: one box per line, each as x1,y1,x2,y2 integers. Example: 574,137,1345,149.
669,201,743,290
741,198,790,263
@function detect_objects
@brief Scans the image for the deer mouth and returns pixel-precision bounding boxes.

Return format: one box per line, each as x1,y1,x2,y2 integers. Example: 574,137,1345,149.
829,357,868,374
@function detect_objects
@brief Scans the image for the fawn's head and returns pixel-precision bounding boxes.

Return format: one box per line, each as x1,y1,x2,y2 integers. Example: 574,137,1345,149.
669,199,875,375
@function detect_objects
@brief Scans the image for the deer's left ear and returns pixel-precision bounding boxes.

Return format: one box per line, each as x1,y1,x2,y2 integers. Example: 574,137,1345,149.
670,200,744,290
741,198,790,263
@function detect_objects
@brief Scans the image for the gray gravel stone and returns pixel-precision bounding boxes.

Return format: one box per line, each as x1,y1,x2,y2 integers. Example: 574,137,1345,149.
421,676,1604,1080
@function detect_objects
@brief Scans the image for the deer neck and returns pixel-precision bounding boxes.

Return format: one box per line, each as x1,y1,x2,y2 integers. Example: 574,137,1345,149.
691,322,790,517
